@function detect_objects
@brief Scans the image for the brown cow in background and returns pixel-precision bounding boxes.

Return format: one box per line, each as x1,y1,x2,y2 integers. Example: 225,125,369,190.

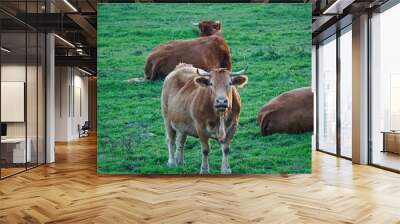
195,20,222,36
161,63,248,174
144,20,231,80
257,87,313,136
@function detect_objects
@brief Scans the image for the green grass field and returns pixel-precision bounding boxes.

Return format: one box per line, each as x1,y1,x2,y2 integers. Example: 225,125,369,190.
97,3,312,174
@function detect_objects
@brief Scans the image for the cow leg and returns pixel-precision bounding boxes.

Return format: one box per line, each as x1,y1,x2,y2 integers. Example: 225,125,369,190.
220,124,236,174
220,142,232,174
165,121,176,167
199,136,210,174
175,132,187,165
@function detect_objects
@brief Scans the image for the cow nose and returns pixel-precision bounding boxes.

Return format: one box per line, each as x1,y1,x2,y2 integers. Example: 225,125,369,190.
215,97,228,110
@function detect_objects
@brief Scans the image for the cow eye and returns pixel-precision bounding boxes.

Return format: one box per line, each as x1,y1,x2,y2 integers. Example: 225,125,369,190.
208,81,213,86
229,81,232,85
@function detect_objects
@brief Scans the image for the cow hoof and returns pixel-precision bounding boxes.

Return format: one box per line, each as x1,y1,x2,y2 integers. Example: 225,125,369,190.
221,168,232,174
175,159,185,165
175,153,184,165
167,161,177,167
199,167,210,175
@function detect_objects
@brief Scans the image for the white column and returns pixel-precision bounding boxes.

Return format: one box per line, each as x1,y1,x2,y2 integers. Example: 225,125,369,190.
45,0,56,163
352,14,369,164
55,67,73,141
46,32,55,163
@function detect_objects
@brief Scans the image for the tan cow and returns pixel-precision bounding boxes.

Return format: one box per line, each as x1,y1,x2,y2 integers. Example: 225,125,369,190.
161,63,248,174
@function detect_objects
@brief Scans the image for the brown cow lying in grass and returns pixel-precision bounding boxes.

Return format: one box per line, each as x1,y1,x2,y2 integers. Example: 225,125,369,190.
161,63,248,174
257,87,313,136
144,20,231,80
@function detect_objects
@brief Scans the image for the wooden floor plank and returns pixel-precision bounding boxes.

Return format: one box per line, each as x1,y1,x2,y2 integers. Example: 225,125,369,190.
0,135,400,223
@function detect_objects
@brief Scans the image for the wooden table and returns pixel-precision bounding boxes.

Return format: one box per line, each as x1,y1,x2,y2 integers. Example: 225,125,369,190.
381,131,400,154
1,138,31,164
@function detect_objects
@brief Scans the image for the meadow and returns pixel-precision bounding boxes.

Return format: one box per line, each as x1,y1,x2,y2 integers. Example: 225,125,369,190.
97,3,312,174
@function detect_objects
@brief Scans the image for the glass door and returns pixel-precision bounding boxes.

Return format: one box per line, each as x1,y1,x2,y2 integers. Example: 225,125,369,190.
0,1,46,179
1,31,28,178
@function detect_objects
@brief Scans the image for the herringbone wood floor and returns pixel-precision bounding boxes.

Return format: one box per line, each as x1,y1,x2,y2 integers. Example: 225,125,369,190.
1,135,400,224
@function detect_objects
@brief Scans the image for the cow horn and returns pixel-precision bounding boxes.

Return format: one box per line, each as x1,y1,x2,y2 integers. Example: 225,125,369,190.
215,20,221,24
191,21,199,26
230,65,248,76
196,68,210,76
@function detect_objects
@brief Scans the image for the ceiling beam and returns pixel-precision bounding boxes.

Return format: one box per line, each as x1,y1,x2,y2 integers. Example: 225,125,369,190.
67,13,97,47
322,0,356,14
13,13,83,32
55,55,96,73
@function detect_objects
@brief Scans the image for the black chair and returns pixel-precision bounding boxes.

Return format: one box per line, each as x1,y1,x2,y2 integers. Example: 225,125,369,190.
79,121,90,138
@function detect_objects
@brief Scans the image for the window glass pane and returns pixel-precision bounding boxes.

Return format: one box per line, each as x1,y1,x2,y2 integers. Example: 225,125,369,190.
318,35,337,154
1,31,27,177
38,32,45,165
0,1,46,179
371,3,400,171
27,31,38,169
340,27,352,158
26,0,40,169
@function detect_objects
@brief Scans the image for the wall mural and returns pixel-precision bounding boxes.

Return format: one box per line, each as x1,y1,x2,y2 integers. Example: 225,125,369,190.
97,3,312,174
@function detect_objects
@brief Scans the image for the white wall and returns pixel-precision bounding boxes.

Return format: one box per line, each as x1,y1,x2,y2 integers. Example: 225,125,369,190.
1,65,26,139
70,72,89,138
55,67,89,141
1,65,26,82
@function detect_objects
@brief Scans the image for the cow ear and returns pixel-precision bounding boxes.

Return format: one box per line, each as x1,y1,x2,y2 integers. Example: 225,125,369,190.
198,23,205,33
231,75,248,88
215,21,221,30
194,76,210,87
